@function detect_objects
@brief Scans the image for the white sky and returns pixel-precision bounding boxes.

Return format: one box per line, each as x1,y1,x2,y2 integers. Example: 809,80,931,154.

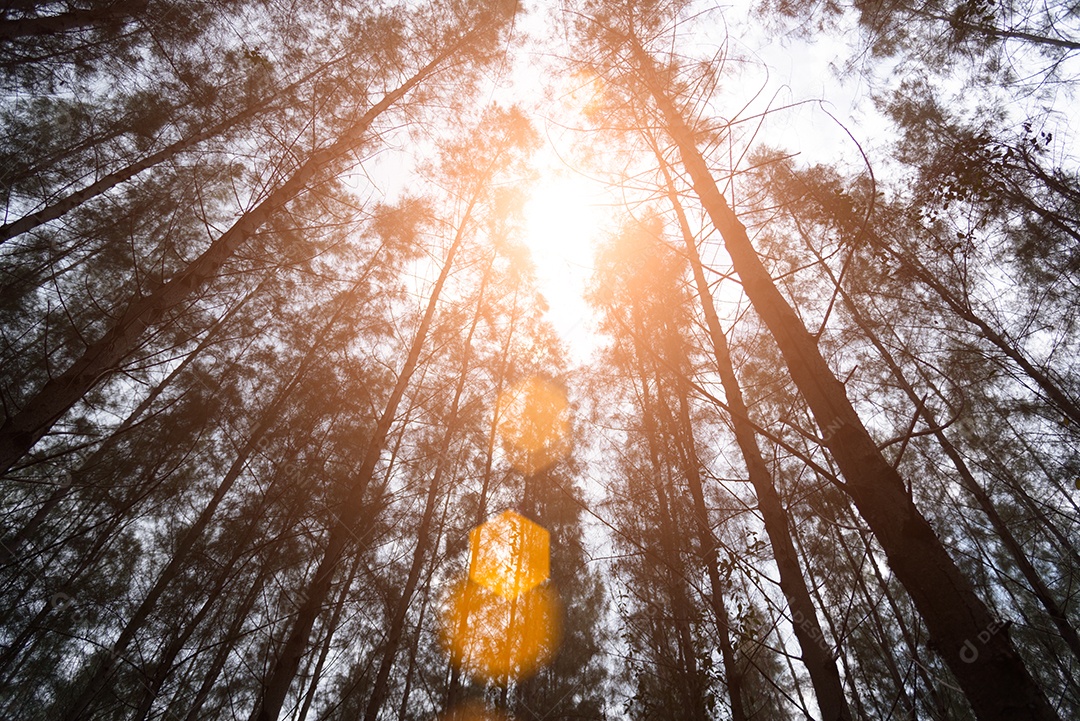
491,1,886,369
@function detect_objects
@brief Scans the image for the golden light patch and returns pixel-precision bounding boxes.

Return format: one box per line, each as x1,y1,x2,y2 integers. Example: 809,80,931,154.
496,377,571,475
439,579,562,685
469,510,550,599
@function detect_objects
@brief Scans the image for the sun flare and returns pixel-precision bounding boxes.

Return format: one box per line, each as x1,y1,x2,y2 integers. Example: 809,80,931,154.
520,171,605,269
517,169,608,359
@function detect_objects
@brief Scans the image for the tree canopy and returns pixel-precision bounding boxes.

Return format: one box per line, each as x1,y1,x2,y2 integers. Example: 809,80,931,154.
1,1,1078,719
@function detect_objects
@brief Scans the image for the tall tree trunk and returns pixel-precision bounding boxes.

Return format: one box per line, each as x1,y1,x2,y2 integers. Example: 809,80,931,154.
0,50,452,477
396,561,434,721
0,0,148,40
362,265,489,721
0,56,349,244
864,229,1080,426
669,385,748,721
294,557,363,721
0,277,269,564
635,285,748,719
627,36,1059,721
247,209,469,721
654,149,853,721
634,349,709,721
826,253,1080,665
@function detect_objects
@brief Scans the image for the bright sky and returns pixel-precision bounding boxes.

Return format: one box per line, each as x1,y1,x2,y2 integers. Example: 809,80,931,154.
518,164,612,364
365,2,1075,372
493,2,878,369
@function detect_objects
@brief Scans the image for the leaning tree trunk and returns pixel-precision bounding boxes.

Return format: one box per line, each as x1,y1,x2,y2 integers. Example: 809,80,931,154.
0,50,452,478
247,207,469,721
294,558,363,721
821,250,1080,665
627,36,1060,721
0,0,148,41
0,55,350,244
668,385,749,721
0,276,269,564
655,153,854,721
362,265,489,721
880,239,1080,426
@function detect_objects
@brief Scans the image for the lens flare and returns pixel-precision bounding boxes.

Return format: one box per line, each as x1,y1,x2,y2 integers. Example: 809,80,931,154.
439,510,562,685
440,579,562,684
468,510,550,599
496,376,571,475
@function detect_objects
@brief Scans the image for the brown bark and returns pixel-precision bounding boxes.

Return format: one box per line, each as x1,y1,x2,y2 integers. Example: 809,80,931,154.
655,155,854,721
247,208,468,721
0,53,447,478
627,36,1059,721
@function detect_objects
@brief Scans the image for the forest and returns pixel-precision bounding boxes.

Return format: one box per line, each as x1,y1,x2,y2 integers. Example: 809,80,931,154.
1,0,1078,719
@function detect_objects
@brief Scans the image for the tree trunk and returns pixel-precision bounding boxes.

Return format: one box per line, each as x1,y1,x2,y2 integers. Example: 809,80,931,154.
669,386,749,721
294,557,362,721
629,37,1059,721
0,57,348,244
634,351,709,721
0,277,268,565
655,153,854,721
247,211,467,721
0,52,449,478
829,256,1080,665
0,1,148,41
362,267,488,721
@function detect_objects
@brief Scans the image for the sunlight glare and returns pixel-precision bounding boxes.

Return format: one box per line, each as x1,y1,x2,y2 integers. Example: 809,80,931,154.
519,170,608,362
521,173,603,268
